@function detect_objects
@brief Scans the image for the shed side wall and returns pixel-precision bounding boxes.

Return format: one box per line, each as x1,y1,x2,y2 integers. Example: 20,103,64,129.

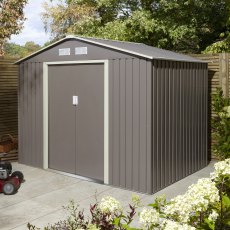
152,61,208,193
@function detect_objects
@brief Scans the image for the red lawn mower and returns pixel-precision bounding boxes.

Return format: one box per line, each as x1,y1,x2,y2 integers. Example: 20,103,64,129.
0,135,24,195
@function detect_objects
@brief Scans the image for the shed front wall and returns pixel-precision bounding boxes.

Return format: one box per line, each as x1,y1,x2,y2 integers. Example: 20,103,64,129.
19,62,43,167
152,60,208,193
27,39,135,62
18,39,153,193
109,58,152,193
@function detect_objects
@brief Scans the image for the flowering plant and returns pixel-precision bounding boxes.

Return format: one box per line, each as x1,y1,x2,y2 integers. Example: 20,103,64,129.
138,158,230,230
139,207,159,229
28,159,230,230
28,195,139,230
98,196,123,214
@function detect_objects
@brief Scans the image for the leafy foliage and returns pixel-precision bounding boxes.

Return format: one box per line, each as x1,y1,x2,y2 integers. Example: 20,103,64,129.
204,1,230,53
4,41,41,58
212,88,230,159
42,0,229,53
42,1,96,40
203,37,230,53
0,0,28,55
28,196,139,230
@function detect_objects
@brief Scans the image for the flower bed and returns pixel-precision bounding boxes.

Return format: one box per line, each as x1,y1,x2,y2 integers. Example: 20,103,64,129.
28,159,230,230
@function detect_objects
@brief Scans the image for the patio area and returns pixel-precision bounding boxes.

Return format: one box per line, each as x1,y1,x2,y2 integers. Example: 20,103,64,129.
1,161,215,230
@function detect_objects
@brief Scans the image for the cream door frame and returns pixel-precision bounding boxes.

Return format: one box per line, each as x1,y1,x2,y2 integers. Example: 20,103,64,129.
43,60,109,184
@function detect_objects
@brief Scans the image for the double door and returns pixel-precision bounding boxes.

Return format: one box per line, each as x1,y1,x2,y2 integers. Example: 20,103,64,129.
48,63,104,181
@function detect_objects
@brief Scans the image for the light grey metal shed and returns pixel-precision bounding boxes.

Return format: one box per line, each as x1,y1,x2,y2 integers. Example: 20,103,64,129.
16,35,208,194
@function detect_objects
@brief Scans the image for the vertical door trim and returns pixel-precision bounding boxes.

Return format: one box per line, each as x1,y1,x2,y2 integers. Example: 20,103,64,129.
43,60,109,184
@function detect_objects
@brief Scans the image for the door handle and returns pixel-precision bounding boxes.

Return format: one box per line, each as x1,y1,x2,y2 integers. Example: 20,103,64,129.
73,96,78,106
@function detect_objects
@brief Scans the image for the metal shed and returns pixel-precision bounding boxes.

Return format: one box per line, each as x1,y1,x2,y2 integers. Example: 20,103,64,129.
16,35,208,194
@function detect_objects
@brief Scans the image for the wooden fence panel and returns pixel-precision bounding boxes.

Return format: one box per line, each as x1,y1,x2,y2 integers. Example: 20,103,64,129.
192,53,230,98
0,57,18,161
191,53,230,158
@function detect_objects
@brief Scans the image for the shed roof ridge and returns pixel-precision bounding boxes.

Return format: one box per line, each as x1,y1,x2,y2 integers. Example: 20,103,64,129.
15,35,205,64
67,34,143,45
75,35,193,57
66,36,205,63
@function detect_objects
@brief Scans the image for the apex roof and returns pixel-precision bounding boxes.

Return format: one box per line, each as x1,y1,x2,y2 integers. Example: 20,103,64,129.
15,35,204,64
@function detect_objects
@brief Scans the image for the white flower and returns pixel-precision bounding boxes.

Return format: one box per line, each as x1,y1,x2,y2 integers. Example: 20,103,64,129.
186,178,220,206
162,219,196,230
164,178,219,223
139,207,160,229
208,210,219,222
164,195,192,223
98,196,123,214
210,158,230,180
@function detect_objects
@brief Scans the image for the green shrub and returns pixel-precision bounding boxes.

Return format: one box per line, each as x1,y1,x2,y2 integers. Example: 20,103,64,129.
211,88,230,159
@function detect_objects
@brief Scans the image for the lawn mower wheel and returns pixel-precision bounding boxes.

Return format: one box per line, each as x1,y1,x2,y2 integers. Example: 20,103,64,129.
3,181,16,195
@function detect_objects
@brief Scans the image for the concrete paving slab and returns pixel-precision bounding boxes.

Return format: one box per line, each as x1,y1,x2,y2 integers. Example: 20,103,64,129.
0,193,26,209
141,161,216,206
17,209,68,230
20,175,82,199
32,182,110,210
0,199,55,230
0,162,215,230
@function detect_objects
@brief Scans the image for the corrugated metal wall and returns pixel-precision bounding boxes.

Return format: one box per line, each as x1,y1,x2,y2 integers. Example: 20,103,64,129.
18,62,43,167
152,60,208,193
18,56,208,194
18,58,153,194
109,58,152,194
